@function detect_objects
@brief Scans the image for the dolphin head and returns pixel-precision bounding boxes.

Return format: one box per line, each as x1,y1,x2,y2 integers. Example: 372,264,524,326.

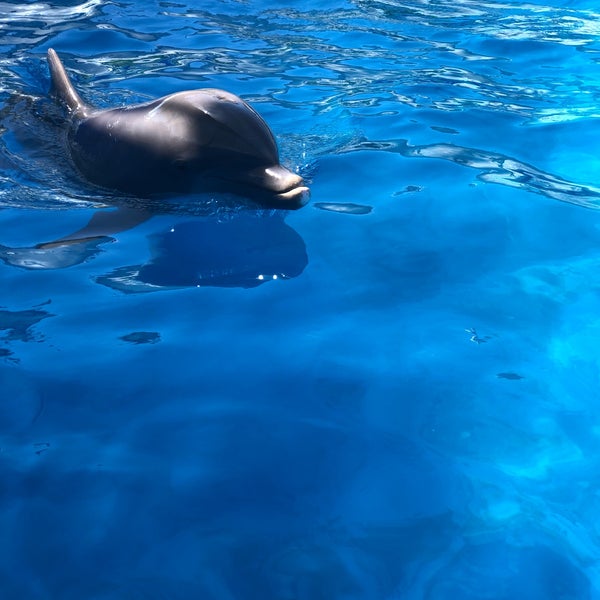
160,90,310,207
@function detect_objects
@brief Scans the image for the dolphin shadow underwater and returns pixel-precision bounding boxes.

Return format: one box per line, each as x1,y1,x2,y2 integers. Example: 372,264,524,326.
0,209,308,291
96,212,308,292
0,50,310,285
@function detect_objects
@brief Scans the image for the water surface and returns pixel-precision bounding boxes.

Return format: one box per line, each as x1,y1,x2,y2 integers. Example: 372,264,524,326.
1,0,600,598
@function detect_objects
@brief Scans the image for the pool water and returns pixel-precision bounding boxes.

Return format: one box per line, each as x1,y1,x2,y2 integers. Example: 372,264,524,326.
1,0,600,598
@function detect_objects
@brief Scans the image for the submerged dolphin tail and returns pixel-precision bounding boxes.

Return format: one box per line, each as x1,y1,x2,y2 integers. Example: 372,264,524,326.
47,48,89,117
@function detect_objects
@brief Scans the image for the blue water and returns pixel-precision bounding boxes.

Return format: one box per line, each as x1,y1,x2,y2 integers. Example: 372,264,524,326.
1,0,600,598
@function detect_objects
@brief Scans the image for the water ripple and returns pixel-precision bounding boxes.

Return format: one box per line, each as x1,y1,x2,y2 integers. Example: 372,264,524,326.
0,0,104,46
339,137,600,209
364,0,600,47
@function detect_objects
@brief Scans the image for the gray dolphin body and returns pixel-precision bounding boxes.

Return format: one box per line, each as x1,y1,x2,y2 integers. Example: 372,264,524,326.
47,49,309,208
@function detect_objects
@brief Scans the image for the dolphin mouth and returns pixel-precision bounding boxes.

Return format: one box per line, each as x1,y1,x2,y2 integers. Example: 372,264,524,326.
272,185,310,207
245,164,310,208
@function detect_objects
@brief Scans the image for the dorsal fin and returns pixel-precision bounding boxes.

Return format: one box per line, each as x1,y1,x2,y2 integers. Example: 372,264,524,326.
47,48,90,117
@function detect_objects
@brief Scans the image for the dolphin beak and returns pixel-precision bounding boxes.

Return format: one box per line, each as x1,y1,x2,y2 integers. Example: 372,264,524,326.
254,165,303,193
272,184,310,207
246,164,310,208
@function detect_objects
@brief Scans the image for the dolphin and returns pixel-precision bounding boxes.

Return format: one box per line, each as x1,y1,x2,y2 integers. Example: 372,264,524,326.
46,49,309,208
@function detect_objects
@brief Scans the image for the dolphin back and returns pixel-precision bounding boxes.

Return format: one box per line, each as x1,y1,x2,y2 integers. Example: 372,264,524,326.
47,48,89,117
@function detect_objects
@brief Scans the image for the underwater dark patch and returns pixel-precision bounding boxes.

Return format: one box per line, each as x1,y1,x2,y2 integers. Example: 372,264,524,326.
119,331,161,345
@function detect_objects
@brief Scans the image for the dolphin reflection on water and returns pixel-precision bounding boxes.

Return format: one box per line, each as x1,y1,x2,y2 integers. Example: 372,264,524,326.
98,212,308,292
0,208,308,292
